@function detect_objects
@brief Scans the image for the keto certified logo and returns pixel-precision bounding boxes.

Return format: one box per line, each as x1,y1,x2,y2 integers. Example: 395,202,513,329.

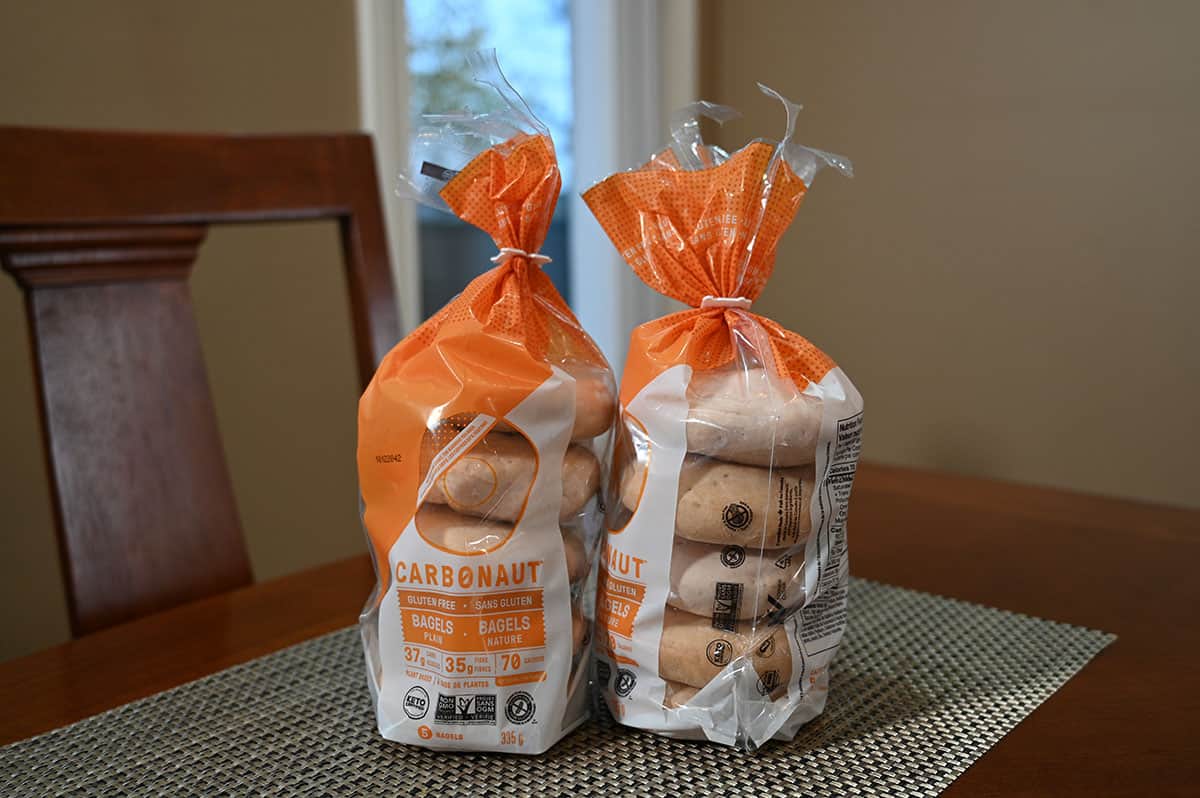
706,638,734,667
723,501,753,532
505,691,536,724
403,686,429,720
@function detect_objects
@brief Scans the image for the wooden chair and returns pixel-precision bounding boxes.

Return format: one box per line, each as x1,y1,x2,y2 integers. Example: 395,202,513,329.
0,127,399,636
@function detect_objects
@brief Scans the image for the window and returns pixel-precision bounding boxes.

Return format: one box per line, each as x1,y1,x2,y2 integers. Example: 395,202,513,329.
356,0,695,369
405,0,574,316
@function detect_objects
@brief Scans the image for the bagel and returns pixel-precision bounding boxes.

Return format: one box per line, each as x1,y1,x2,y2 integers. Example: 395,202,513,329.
425,433,600,522
621,456,813,549
685,367,822,467
416,505,586,576
494,359,615,441
565,359,617,440
663,680,699,709
571,603,589,657
658,607,791,700
563,528,587,584
667,539,804,620
415,504,512,554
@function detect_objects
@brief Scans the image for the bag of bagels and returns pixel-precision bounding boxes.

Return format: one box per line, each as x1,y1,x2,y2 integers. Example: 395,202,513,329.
358,52,615,754
581,88,862,749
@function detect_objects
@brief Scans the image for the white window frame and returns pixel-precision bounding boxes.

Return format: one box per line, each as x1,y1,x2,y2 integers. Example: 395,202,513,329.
355,0,422,336
354,0,700,362
568,0,698,373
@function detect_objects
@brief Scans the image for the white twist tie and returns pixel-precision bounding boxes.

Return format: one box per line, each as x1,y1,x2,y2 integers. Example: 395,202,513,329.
490,247,552,266
700,295,752,310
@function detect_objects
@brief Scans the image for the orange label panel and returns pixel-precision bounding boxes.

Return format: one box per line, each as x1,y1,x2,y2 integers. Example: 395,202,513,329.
496,670,548,687
397,588,544,615
596,625,639,666
400,607,546,653
595,566,646,638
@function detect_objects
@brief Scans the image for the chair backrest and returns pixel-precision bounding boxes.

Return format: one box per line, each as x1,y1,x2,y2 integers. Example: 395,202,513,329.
0,127,399,636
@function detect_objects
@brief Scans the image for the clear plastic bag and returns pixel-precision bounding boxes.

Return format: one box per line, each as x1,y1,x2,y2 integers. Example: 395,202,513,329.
583,86,862,750
357,51,615,754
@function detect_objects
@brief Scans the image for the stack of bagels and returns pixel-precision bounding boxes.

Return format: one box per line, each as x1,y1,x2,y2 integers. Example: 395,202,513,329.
620,367,822,706
416,362,615,661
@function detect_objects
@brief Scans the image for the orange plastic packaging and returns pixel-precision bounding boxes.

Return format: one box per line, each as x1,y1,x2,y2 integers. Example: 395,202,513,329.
582,88,863,749
357,52,615,754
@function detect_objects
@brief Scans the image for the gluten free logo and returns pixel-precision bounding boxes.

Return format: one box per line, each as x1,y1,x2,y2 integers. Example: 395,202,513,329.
505,691,536,724
723,501,753,532
614,668,637,698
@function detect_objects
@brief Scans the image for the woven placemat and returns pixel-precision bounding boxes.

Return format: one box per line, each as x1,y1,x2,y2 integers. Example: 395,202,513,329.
0,579,1114,797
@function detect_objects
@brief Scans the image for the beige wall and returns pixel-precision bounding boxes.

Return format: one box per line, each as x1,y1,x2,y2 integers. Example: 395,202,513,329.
701,0,1200,508
4,0,1198,662
0,1,364,660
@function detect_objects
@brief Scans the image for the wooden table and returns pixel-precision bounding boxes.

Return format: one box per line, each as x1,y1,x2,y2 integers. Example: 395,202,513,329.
2,463,1197,796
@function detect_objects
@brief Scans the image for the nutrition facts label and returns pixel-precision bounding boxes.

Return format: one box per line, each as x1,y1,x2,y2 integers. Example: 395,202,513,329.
802,411,862,654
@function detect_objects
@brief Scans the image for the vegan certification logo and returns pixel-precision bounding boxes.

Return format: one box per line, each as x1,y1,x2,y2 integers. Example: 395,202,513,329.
434,693,496,725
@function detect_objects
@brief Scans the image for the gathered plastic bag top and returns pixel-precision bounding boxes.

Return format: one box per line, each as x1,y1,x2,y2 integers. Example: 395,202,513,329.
401,130,591,363
583,88,852,403
358,51,615,755
390,51,601,370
